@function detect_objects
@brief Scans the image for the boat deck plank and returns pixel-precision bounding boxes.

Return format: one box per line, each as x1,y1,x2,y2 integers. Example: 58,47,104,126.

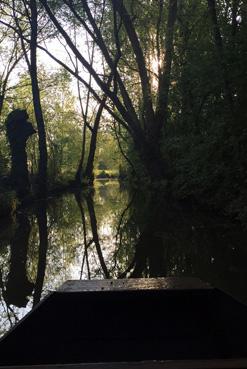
58,277,212,292
2,358,247,369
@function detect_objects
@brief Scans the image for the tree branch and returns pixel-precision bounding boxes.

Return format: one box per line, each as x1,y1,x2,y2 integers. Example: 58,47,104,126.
80,0,140,129
156,0,177,133
40,0,139,135
113,0,155,129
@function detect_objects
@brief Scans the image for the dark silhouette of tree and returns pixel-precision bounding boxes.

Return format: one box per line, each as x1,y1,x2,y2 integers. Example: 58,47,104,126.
6,109,36,199
3,0,48,197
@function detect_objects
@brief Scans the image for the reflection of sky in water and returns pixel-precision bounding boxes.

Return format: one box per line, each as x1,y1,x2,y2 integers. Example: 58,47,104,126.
40,182,129,286
0,181,130,336
1,180,247,337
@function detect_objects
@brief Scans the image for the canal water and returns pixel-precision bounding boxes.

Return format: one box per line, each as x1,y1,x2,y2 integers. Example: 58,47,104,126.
0,180,247,337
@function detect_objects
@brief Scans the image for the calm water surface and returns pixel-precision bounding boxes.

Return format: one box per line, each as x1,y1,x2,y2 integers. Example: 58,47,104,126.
0,180,247,337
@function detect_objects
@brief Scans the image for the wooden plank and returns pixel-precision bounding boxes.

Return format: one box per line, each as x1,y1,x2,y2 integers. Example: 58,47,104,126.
58,277,212,292
1,358,247,369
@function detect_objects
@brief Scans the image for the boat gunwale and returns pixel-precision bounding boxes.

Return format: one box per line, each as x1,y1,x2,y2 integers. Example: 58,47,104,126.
1,358,247,369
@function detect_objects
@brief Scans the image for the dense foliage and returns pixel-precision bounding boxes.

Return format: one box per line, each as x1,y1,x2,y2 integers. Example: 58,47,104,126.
162,0,247,223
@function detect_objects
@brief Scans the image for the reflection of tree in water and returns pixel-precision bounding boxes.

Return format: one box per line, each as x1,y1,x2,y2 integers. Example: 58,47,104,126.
0,212,33,335
75,191,110,279
75,187,168,279
76,189,204,279
117,191,168,278
33,200,48,307
2,186,245,303
2,212,34,308
74,191,92,280
111,188,247,297
0,201,49,334
1,183,247,337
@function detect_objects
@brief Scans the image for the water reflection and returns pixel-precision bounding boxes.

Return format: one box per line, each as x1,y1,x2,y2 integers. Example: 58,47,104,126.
74,191,111,279
4,213,33,308
125,192,169,278
0,180,247,337
33,201,48,307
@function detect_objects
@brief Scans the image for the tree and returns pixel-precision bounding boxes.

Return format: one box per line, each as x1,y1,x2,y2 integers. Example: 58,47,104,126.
207,0,234,113
1,0,49,196
9,67,82,185
39,0,178,182
29,0,48,196
72,12,108,185
6,109,36,198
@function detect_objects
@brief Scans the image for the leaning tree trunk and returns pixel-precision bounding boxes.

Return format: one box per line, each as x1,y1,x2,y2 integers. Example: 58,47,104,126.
156,0,178,135
30,0,48,197
135,134,168,182
207,0,234,113
0,95,4,117
83,128,98,185
84,97,106,185
139,0,177,182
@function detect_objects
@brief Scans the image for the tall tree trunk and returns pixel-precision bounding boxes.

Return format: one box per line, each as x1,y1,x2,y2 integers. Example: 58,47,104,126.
74,60,88,185
156,0,178,135
231,0,239,39
84,97,106,184
207,0,234,113
241,1,247,26
0,95,4,117
30,0,48,197
133,0,177,182
133,133,167,181
83,129,97,185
